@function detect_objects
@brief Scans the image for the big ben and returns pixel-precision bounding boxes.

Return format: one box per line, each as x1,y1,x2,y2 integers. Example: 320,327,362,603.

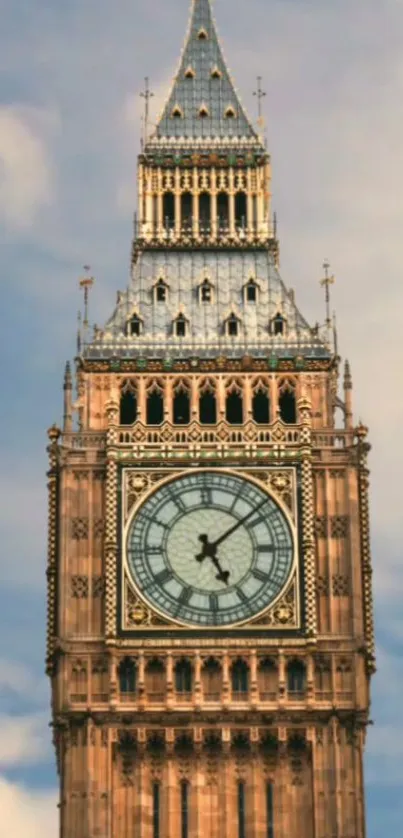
46,1,375,836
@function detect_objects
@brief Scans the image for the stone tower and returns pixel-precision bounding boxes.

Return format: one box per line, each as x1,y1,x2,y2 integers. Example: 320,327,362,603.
46,1,375,836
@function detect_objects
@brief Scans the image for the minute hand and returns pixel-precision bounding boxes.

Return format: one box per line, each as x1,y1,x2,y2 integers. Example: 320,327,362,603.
212,498,269,549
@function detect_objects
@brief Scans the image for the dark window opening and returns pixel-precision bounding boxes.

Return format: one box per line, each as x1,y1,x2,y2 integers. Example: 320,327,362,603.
252,391,270,425
199,192,211,228
287,660,306,694
235,192,247,228
246,282,257,302
238,781,246,838
120,390,137,426
201,281,212,303
156,281,167,302
174,391,190,425
181,781,189,838
172,106,183,118
129,316,141,336
153,195,158,233
175,315,187,338
181,192,193,226
175,660,193,693
118,658,136,694
163,192,175,228
153,783,161,838
266,782,274,838
198,28,208,40
200,392,217,425
273,314,285,336
231,660,249,694
279,390,296,424
227,315,239,337
147,391,164,425
199,106,209,118
217,192,229,227
226,392,243,425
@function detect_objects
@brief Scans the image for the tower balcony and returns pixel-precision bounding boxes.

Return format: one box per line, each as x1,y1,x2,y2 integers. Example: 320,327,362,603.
133,218,278,257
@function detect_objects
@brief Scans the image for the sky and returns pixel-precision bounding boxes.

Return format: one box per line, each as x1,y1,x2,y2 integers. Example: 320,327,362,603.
0,0,402,834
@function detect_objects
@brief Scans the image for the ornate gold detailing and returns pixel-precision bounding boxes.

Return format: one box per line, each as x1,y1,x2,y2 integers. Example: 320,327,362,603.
124,579,170,628
356,424,375,671
249,576,299,629
298,399,317,639
46,425,61,674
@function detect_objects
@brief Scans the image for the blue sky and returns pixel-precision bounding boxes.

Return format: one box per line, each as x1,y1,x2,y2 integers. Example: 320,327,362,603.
0,0,402,833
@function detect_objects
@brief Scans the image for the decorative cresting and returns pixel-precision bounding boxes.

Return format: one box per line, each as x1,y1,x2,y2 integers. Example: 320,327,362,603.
105,399,120,639
46,424,61,674
298,398,317,638
356,423,376,672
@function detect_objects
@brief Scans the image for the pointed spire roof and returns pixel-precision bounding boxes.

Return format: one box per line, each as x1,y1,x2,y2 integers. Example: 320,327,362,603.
152,0,259,144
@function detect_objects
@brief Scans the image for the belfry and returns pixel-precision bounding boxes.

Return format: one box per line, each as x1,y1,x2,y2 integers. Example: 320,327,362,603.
47,1,375,836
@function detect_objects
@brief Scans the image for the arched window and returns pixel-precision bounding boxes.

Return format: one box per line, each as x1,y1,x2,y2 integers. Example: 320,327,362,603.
145,658,166,698
181,780,190,838
226,313,240,337
245,280,258,303
163,193,175,229
279,386,297,424
258,658,277,700
173,384,190,425
118,658,136,694
200,390,217,424
252,384,270,425
271,312,286,336
287,659,306,696
235,192,247,229
146,384,164,425
238,780,246,838
199,192,211,230
202,658,222,700
120,385,137,426
175,659,193,693
128,315,142,336
217,192,229,228
231,659,249,694
181,192,193,228
200,279,213,303
226,385,243,425
153,782,161,838
155,279,168,303
174,314,187,338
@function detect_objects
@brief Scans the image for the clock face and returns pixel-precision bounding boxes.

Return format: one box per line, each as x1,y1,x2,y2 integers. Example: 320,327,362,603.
126,470,294,627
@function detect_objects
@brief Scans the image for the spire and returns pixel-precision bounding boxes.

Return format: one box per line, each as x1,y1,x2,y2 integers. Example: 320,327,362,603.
152,0,259,143
63,361,73,433
344,360,353,430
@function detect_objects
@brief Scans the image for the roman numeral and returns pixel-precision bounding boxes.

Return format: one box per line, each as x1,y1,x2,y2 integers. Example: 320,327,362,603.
178,587,192,606
201,487,212,505
209,594,219,612
236,588,248,604
155,569,173,586
257,544,274,553
252,569,269,583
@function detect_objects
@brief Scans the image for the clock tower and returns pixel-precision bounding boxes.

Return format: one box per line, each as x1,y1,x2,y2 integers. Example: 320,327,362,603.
47,1,375,836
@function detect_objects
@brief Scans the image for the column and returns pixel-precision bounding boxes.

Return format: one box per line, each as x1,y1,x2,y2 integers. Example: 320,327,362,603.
228,168,235,236
211,168,218,239
250,650,258,707
246,168,253,241
175,167,181,238
194,652,202,708
193,167,199,237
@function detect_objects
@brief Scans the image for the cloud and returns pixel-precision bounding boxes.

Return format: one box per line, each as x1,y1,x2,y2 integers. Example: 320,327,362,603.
0,777,57,838
0,107,55,229
0,714,50,768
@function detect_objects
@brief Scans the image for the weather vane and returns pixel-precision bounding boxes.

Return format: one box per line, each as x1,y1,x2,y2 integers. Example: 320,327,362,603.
320,260,335,347
253,76,266,127
79,265,95,331
140,77,154,147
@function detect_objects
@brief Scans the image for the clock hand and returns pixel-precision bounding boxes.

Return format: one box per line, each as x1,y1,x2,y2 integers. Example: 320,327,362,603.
196,535,230,585
211,496,269,549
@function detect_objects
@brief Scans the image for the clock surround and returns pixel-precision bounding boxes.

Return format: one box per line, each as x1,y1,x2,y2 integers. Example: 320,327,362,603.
120,465,302,634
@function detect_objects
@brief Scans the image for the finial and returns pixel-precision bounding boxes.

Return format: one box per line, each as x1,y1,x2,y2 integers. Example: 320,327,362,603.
253,76,266,124
79,265,95,350
64,361,72,388
140,77,154,147
77,310,82,355
319,260,335,348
